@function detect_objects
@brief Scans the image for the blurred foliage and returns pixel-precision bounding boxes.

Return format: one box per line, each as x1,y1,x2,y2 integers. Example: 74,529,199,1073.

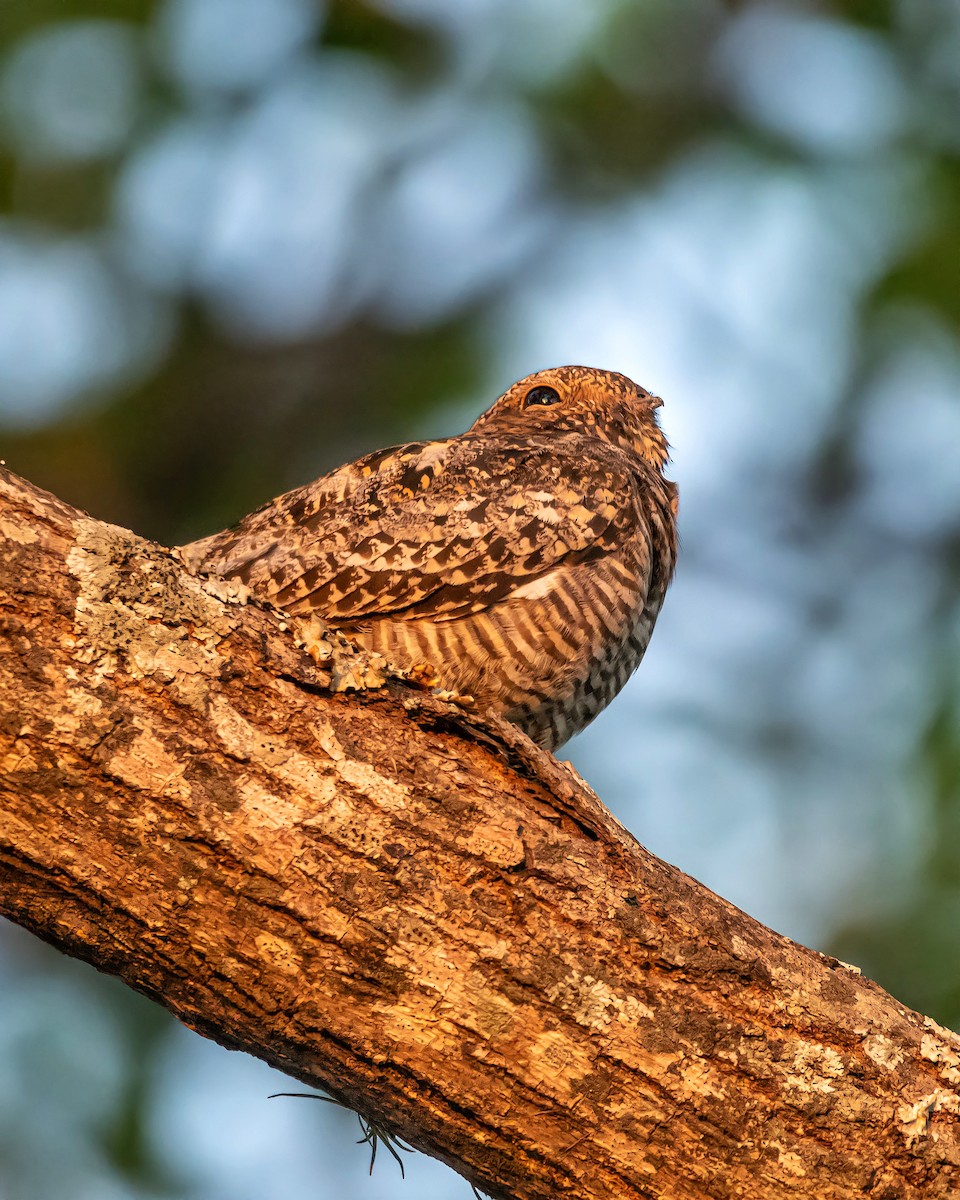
1,0,959,1197
835,681,960,1024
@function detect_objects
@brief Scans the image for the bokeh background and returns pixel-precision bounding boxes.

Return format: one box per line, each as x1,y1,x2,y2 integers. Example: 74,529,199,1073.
1,0,959,1196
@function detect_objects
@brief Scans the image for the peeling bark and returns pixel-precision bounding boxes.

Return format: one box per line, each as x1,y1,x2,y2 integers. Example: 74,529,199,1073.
0,464,958,1200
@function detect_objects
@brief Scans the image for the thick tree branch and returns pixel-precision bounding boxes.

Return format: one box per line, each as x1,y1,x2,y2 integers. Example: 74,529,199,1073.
1,464,958,1200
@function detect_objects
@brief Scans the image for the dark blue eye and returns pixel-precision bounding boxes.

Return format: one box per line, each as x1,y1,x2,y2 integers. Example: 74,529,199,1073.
523,385,561,407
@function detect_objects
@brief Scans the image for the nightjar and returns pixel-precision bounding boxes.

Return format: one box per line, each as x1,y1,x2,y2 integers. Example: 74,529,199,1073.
180,366,678,751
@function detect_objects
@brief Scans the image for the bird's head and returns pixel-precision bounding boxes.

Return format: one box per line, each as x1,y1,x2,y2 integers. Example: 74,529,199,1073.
469,365,670,471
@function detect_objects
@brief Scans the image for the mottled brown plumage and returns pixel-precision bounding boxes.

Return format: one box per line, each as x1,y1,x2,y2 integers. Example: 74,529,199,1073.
180,366,678,750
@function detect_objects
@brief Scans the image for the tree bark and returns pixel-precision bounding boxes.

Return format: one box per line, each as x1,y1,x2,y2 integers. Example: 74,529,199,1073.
1,464,958,1200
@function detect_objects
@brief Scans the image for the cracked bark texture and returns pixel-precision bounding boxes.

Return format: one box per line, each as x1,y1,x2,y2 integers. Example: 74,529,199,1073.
1,463,958,1200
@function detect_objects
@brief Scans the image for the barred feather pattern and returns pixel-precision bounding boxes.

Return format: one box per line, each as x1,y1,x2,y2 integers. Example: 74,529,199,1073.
180,365,678,750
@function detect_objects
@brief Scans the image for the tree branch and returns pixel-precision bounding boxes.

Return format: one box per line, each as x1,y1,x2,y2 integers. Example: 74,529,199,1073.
1,465,958,1200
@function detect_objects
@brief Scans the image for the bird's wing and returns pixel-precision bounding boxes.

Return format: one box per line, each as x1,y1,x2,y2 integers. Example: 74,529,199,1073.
181,434,641,624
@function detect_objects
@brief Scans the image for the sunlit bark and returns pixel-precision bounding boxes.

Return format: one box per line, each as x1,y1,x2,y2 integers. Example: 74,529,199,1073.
1,465,958,1200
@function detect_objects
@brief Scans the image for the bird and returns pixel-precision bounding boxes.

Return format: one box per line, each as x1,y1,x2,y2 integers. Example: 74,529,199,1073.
179,366,678,751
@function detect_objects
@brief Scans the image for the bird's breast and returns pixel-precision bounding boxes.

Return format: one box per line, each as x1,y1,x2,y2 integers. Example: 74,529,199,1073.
343,540,654,751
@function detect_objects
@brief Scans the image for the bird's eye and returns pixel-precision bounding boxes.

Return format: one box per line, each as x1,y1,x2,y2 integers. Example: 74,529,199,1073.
523,385,561,407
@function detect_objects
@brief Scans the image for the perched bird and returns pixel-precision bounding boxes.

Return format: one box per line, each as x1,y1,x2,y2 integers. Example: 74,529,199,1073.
180,366,678,751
